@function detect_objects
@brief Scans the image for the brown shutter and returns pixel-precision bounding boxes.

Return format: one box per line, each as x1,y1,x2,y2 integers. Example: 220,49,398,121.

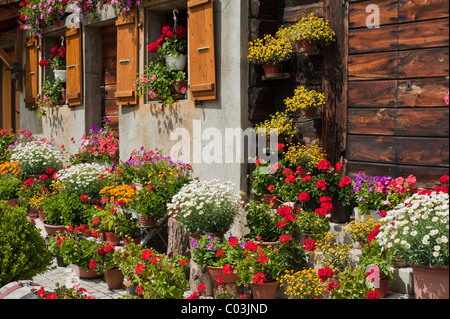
188,0,216,101
24,36,38,108
115,9,138,105
66,27,83,106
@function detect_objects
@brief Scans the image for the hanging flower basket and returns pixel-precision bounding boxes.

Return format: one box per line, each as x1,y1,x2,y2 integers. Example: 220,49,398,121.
165,54,187,71
53,69,67,82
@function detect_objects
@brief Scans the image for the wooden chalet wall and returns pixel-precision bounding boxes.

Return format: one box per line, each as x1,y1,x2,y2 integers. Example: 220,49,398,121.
345,0,449,187
248,0,324,146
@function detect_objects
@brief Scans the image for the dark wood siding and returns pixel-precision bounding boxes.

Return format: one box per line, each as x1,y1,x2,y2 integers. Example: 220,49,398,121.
346,0,449,187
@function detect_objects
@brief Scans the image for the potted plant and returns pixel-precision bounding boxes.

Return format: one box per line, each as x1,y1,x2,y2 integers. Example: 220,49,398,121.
58,231,102,279
190,235,246,283
18,0,67,36
135,59,186,106
312,231,354,272
328,265,380,299
284,86,325,119
129,184,166,228
0,202,53,287
40,191,85,234
276,13,335,55
76,118,120,166
343,217,379,249
56,163,110,199
282,142,327,172
376,191,449,299
168,179,241,237
48,43,66,81
148,25,188,71
253,111,298,142
32,282,96,299
297,208,330,241
248,34,293,78
89,242,124,289
235,239,286,299
35,77,65,117
9,138,64,177
0,176,23,207
280,267,330,299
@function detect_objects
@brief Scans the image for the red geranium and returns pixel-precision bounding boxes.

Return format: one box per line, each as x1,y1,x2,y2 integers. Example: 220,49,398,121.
316,179,327,191
252,272,266,285
317,159,332,170
298,192,310,202
303,238,316,251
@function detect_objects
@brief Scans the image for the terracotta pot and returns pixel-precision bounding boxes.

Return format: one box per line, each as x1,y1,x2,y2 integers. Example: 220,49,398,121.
250,280,278,299
28,208,39,218
411,264,449,299
376,278,389,298
261,194,279,208
173,79,188,94
105,231,121,245
300,107,320,119
293,39,319,55
38,210,45,221
73,265,102,279
329,201,352,223
6,198,19,207
104,269,124,289
42,221,66,236
138,213,157,228
123,236,141,246
263,63,282,78
206,266,239,284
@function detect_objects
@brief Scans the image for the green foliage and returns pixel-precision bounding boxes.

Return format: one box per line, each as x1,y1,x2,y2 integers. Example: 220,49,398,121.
297,208,330,239
41,191,84,226
190,235,246,268
0,201,52,286
58,233,99,272
0,176,23,200
36,77,64,117
329,266,372,299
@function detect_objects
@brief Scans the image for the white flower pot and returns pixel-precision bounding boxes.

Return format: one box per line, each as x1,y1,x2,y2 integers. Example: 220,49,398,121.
165,54,187,71
53,69,67,82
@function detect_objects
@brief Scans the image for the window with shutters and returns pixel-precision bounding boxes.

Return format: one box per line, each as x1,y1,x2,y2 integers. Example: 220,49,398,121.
144,0,216,105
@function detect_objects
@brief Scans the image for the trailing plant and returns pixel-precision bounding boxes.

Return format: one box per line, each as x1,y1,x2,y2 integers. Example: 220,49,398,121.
36,77,64,117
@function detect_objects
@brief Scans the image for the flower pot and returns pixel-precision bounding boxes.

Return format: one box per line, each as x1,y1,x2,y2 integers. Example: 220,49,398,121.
55,255,67,267
105,231,121,245
174,79,188,94
38,210,45,221
165,54,187,71
73,265,102,279
300,107,320,119
53,69,66,82
28,208,39,218
261,194,279,208
206,266,239,284
123,236,141,246
7,198,19,207
104,269,124,289
263,63,282,79
138,213,157,228
411,264,449,299
329,201,352,223
42,221,66,236
376,278,389,298
250,280,278,299
293,39,319,55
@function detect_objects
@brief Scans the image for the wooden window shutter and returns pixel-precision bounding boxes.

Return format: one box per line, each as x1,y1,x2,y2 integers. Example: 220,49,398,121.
66,27,83,106
188,0,216,101
24,36,38,108
115,9,138,105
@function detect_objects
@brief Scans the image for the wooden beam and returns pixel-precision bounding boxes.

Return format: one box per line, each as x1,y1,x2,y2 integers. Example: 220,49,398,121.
0,47,14,67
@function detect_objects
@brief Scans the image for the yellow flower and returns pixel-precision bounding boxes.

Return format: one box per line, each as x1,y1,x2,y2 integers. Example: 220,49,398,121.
248,34,293,64
284,86,325,113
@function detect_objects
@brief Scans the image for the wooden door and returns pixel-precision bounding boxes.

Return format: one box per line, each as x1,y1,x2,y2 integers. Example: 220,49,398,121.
1,48,20,131
345,0,449,187
101,25,119,137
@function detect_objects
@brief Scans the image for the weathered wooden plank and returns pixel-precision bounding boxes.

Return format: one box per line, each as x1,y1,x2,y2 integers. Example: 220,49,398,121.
348,108,449,136
347,161,449,188
348,80,397,107
347,135,396,163
398,78,449,107
349,24,397,54
396,137,449,166
349,0,398,29
398,47,449,78
347,135,449,165
349,51,397,80
283,2,324,23
399,0,449,23
398,19,449,50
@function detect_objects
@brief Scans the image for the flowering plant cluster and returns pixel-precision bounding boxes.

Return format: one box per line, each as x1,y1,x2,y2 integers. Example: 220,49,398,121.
100,184,138,206
36,77,64,117
276,13,336,46
169,179,242,235
9,138,64,176
135,59,186,106
113,243,189,299
253,111,298,138
284,86,326,112
147,25,187,57
248,34,293,65
353,171,418,215
89,241,118,273
33,282,95,299
55,163,109,198
250,159,288,197
91,205,139,238
376,191,449,267
39,43,66,70
18,0,67,36
282,142,327,170
0,161,21,177
311,232,354,271
297,207,330,240
343,217,381,246
57,231,100,271
79,119,120,165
